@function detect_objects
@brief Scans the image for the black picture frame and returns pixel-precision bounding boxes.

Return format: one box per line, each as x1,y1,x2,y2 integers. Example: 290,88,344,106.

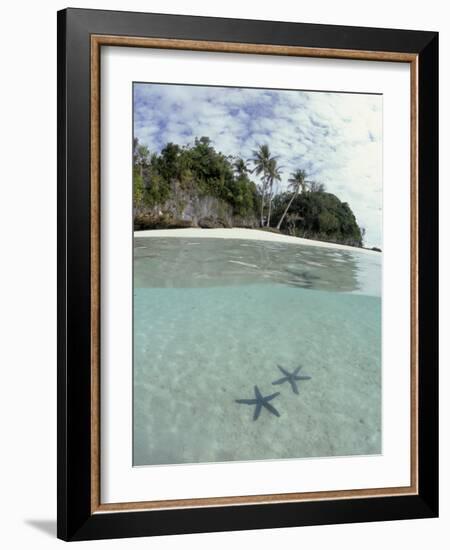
57,7,438,542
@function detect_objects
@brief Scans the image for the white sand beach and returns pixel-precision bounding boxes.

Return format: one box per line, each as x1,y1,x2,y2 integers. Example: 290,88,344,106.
134,227,378,255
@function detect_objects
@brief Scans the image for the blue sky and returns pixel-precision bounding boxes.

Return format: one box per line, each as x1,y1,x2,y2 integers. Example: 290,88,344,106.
134,83,382,247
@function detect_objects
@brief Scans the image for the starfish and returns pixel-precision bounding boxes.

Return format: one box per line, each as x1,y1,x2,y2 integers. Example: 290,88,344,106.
235,385,281,421
272,365,311,395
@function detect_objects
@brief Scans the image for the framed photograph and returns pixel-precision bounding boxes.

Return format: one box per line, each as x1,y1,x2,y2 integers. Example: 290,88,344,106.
57,8,438,541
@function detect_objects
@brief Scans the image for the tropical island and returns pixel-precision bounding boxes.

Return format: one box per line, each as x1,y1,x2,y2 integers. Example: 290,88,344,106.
133,136,367,248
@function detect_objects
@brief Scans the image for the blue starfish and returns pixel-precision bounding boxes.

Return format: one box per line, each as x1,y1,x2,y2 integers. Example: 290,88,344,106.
235,385,281,420
272,365,311,394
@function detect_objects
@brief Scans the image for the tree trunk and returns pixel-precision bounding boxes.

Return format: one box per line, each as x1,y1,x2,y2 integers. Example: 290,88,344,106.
276,191,297,230
259,176,267,227
266,179,273,227
260,190,265,227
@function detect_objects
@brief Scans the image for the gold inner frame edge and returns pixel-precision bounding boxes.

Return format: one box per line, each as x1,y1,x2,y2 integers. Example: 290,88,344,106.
90,34,419,514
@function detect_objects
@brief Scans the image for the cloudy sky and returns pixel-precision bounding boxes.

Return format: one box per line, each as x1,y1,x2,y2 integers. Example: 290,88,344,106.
134,83,382,248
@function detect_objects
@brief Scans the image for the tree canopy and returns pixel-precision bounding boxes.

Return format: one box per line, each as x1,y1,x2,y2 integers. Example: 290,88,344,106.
133,136,365,247
271,190,363,247
133,136,259,217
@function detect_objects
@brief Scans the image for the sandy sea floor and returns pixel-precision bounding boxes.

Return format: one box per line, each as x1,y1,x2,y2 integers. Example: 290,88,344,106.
133,230,382,466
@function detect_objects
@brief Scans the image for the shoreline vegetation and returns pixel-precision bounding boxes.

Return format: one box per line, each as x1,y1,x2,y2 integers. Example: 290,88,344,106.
133,136,381,251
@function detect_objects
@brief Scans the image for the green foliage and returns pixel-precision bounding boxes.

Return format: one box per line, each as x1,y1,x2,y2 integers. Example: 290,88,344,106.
288,169,306,191
133,136,258,218
156,143,183,182
272,191,363,247
250,144,279,226
133,169,144,205
250,144,272,179
186,137,235,199
133,136,364,247
230,175,259,216
232,157,250,177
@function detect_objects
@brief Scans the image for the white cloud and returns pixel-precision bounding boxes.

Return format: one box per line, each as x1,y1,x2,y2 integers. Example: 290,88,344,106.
134,83,382,247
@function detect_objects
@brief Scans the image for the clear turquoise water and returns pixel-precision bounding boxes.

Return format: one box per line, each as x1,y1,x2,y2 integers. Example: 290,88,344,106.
133,237,381,466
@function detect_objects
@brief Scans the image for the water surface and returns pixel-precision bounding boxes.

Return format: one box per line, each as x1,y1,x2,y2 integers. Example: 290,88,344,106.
133,237,381,466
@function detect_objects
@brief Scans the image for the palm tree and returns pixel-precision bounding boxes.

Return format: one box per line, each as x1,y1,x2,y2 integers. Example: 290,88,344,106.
233,157,250,177
266,158,282,228
276,169,309,230
250,145,273,226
